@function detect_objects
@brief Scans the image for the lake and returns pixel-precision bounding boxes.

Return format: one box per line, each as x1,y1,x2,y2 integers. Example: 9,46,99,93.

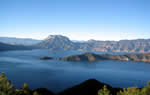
0,49,150,93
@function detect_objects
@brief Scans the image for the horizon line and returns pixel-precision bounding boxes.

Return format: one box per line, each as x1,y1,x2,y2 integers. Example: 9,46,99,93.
0,35,150,42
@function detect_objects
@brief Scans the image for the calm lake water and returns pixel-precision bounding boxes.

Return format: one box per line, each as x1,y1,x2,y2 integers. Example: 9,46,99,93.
0,49,150,93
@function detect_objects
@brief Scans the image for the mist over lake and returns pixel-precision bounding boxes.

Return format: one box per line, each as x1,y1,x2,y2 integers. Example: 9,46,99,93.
0,49,150,93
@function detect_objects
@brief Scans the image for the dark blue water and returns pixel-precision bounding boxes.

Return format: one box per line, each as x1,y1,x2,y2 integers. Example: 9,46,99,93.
0,49,150,93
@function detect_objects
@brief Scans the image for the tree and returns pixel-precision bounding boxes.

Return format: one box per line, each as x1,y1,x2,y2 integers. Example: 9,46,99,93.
141,82,150,95
0,72,15,95
33,91,39,95
20,83,31,95
117,87,141,95
98,85,111,95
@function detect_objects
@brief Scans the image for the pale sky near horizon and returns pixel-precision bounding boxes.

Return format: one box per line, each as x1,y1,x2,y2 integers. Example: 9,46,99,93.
0,0,150,41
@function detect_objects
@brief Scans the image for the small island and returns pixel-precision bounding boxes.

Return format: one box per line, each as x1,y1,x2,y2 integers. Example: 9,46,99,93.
40,56,53,60
60,52,150,62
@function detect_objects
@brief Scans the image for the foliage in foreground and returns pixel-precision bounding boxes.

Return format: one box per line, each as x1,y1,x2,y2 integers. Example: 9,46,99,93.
0,72,15,95
98,85,111,95
0,72,37,95
98,83,150,95
0,73,150,95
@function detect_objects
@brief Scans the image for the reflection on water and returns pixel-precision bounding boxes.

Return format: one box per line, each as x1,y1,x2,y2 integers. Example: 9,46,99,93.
0,49,150,93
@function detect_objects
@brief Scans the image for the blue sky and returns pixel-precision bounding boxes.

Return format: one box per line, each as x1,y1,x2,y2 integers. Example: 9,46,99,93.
0,0,150,41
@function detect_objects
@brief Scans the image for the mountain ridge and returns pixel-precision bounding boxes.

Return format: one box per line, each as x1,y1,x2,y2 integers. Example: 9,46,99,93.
0,37,41,45
2,35,150,53
36,35,150,53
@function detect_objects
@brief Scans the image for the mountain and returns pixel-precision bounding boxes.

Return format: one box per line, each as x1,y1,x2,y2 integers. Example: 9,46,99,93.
1,35,150,53
0,42,32,51
36,35,78,50
36,35,150,53
72,40,86,43
0,37,41,45
85,39,150,53
60,52,150,62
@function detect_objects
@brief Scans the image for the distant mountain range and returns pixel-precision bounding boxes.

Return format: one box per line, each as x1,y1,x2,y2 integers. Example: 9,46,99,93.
35,35,150,53
0,37,41,45
1,35,150,53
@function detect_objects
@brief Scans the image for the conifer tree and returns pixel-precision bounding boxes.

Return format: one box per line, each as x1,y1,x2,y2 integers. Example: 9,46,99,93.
0,72,15,95
21,83,31,95
33,91,39,95
98,85,111,95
